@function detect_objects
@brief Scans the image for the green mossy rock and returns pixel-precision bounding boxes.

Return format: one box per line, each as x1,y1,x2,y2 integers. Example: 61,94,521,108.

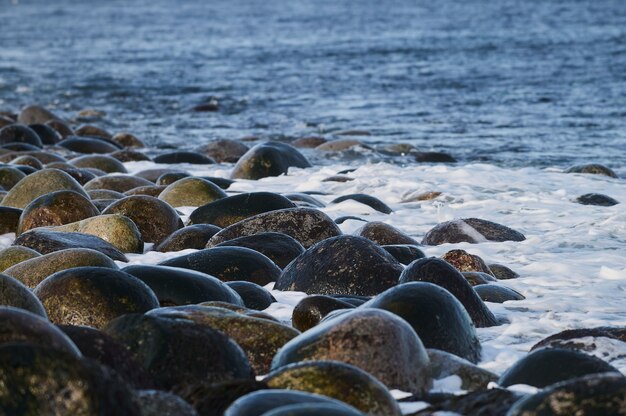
5,248,118,288
264,361,401,416
158,177,227,207
0,246,40,271
48,214,144,253
84,174,153,193
154,224,221,252
0,274,47,317
1,168,88,209
0,165,26,190
70,154,128,173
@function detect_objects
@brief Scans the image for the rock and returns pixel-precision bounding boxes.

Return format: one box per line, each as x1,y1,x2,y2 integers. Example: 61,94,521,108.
105,314,255,391
207,207,341,249
136,168,187,183
125,184,167,197
363,282,482,363
10,154,43,169
195,139,249,163
316,138,363,151
413,388,522,416
428,349,498,391
17,190,99,234
212,232,305,269
156,172,190,185
74,124,113,139
0,246,40,271
462,271,497,286
0,123,43,147
231,142,311,180
178,380,268,416
226,281,276,310
189,192,296,228
4,248,118,288
59,324,152,389
45,165,99,185
159,247,282,285
121,265,244,307
422,218,526,245
87,189,125,200
84,174,154,193
58,136,121,153
110,149,152,162
498,348,620,388
2,142,41,152
93,199,116,211
399,258,499,328
0,165,26,190
102,195,183,244
47,214,144,253
565,163,618,178
46,118,74,138
283,193,325,208
0,274,47,316
506,373,626,416
291,295,356,332
414,151,457,163
264,361,401,416
0,206,21,234
474,284,525,303
155,224,222,252
71,154,128,173
154,151,216,164
0,307,80,355
224,390,363,416
199,301,278,322
271,309,431,394
136,390,198,416
1,150,66,164
330,194,393,214
29,123,62,144
487,263,520,280
530,327,626,354
381,244,425,265
575,193,620,206
275,235,402,296
0,116,12,128
112,132,146,148
0,344,140,415
292,136,327,148
441,249,494,275
322,175,354,183
18,105,59,124
13,229,128,261
34,266,159,329
355,221,417,245
159,177,227,207
148,305,300,374
201,176,235,189
1,168,87,208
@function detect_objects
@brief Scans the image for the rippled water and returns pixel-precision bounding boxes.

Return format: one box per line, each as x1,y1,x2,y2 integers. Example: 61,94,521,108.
1,0,626,170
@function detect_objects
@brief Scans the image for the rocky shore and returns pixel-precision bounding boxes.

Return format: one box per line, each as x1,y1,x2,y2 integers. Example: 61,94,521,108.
0,104,624,415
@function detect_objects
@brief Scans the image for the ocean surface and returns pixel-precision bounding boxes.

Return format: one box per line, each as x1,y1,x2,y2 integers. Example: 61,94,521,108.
1,0,626,172
1,0,625,410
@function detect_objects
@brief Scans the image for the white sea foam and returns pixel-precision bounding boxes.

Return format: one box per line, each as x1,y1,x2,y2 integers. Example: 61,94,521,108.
2,161,624,401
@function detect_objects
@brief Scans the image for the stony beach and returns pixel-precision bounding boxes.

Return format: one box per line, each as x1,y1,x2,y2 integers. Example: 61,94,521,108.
0,103,623,415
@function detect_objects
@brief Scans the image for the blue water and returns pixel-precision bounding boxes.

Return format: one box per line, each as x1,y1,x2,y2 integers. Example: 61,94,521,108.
1,0,626,169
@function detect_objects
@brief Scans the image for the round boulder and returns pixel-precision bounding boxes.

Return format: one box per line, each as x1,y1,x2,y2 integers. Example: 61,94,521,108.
34,266,160,329
275,235,403,296
155,224,222,252
231,142,311,180
0,123,43,147
70,154,128,173
1,168,88,209
355,221,418,245
422,218,526,245
363,282,482,363
271,309,432,394
0,246,40,271
84,174,154,193
212,232,305,269
158,177,227,207
17,190,99,234
399,258,499,328
102,195,183,244
226,281,276,310
195,139,249,163
291,295,356,332
0,274,47,317
565,164,618,178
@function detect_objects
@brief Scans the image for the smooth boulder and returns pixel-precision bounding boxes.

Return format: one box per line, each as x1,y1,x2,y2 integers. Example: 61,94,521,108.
17,190,99,234
422,218,526,245
1,168,88,209
231,142,311,180
211,232,305,269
